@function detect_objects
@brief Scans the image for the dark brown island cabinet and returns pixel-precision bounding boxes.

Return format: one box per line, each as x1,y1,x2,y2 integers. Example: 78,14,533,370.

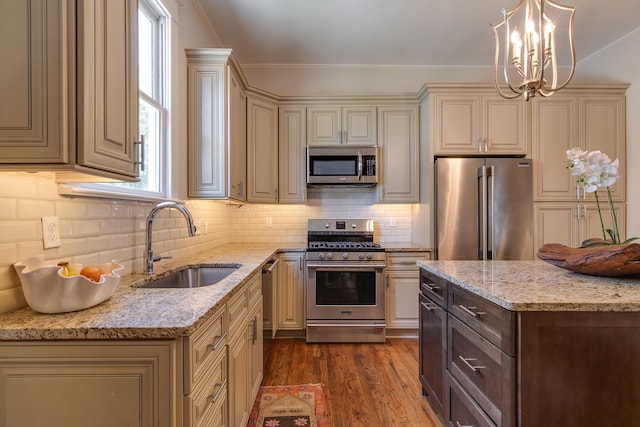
419,267,640,427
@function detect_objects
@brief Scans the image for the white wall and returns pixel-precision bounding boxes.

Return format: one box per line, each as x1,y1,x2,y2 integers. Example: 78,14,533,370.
577,28,640,238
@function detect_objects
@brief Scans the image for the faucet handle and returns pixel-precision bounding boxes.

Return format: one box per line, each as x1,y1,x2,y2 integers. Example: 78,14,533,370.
153,255,173,263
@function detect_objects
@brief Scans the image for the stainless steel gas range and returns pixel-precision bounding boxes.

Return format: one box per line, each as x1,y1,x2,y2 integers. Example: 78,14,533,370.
305,219,386,343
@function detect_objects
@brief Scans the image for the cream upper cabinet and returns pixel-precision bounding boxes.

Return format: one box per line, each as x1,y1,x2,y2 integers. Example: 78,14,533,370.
187,48,247,201
230,71,247,201
534,202,626,248
532,87,627,202
247,94,279,203
426,86,527,155
0,0,139,181
278,106,307,204
377,106,419,203
307,105,377,146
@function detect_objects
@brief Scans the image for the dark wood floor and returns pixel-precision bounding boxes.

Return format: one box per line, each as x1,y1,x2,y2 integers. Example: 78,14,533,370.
262,338,443,427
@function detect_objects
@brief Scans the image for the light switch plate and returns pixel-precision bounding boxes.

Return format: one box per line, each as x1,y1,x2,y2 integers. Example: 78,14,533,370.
42,216,61,249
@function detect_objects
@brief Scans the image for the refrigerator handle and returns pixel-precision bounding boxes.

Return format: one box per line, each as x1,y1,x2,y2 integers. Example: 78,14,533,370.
477,166,488,260
486,165,495,260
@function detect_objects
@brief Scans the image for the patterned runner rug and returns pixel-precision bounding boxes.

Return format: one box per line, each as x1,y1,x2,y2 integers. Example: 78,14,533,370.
247,383,329,427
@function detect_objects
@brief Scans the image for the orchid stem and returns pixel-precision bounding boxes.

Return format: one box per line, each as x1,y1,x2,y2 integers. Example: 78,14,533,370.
594,191,607,242
607,187,620,244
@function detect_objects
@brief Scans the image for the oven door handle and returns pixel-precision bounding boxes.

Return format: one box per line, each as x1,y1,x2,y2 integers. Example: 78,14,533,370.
306,262,386,269
306,323,386,328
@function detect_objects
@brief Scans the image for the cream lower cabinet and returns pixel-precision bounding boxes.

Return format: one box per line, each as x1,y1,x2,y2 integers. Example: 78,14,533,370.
534,202,627,248
274,252,306,335
228,272,263,427
0,0,139,181
0,272,265,427
184,304,228,427
0,341,176,427
377,106,420,203
386,250,432,333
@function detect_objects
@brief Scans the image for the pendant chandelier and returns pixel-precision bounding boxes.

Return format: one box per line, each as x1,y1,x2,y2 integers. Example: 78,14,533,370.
491,0,576,101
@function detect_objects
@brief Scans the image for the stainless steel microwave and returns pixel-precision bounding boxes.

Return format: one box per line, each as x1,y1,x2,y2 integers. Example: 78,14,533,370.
307,146,378,186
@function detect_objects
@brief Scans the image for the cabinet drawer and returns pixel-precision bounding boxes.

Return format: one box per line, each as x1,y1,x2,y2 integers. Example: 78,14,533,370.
448,374,496,427
184,305,227,393
448,315,515,427
449,285,515,355
247,272,262,309
185,349,227,427
228,286,249,333
419,269,448,308
387,251,430,270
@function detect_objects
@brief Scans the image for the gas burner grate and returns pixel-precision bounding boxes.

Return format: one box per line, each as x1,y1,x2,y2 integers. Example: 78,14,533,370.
308,241,381,250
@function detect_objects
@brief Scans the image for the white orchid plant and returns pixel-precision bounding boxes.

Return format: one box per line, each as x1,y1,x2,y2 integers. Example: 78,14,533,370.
565,148,637,246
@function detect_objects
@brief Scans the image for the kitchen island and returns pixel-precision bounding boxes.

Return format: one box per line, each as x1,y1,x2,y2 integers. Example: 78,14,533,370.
417,260,640,427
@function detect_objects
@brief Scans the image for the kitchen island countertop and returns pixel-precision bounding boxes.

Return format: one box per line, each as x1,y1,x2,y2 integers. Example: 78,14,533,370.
0,243,301,341
418,260,640,312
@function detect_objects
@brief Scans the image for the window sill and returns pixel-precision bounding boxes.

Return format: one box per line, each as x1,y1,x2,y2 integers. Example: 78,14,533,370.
58,184,181,204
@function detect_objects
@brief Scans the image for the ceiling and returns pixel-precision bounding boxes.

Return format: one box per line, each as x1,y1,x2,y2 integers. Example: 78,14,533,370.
196,0,640,69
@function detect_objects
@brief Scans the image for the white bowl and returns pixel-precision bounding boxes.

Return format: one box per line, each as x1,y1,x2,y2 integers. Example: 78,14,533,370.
14,256,124,314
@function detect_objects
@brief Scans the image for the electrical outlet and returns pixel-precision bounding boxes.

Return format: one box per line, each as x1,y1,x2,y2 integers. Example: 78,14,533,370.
389,217,397,227
42,216,61,249
266,217,273,228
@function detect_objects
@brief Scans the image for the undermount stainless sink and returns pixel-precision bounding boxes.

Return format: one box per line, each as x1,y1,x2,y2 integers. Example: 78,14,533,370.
137,265,241,289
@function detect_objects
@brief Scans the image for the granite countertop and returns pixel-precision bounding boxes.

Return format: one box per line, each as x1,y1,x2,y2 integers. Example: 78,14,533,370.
418,260,640,312
0,242,431,341
382,243,432,252
0,243,295,341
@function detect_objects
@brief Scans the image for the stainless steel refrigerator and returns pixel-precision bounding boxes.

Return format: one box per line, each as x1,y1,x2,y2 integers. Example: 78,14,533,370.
434,157,533,260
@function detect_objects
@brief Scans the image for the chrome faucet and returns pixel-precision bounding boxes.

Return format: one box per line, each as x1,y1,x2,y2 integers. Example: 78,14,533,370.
145,201,197,274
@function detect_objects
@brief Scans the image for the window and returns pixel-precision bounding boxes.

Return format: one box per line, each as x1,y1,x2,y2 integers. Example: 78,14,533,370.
65,0,170,200
113,0,167,197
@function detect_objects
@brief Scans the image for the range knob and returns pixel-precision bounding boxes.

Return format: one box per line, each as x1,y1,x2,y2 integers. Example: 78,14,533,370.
326,253,333,260
318,253,325,260
324,223,330,229
358,253,365,260
342,252,349,260
366,253,373,260
351,223,357,229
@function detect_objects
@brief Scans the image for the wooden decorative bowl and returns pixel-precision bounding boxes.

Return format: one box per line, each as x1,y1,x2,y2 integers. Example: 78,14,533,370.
537,243,640,277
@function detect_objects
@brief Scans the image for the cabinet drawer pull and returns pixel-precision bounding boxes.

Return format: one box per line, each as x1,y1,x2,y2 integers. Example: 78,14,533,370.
455,422,474,427
207,378,227,405
458,355,486,372
458,304,486,318
206,332,227,352
422,282,440,292
421,301,438,311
